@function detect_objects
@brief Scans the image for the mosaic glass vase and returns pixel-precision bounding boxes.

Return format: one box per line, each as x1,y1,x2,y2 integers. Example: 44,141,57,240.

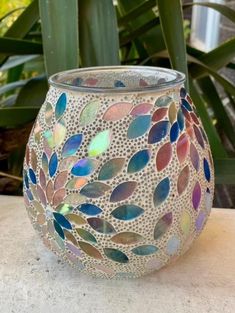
23,66,214,278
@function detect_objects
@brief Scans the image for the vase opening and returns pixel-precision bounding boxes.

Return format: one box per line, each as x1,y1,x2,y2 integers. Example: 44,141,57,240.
49,66,185,93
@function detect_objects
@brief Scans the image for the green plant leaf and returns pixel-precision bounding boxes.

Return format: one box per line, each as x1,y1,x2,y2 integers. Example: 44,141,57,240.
0,107,40,127
0,55,39,71
118,0,156,26
79,0,120,66
189,77,227,158
184,2,235,24
0,79,29,96
0,37,42,56
39,0,79,76
157,0,188,88
0,7,25,23
197,76,235,149
15,75,48,107
214,159,235,185
189,38,235,78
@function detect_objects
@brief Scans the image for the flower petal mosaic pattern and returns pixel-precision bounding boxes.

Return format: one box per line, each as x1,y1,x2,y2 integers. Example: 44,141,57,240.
110,204,144,221
153,177,170,207
98,158,125,180
148,120,170,144
110,181,137,202
88,129,112,157
23,73,214,278
79,100,100,126
103,102,133,121
127,115,151,139
62,134,83,157
127,149,151,173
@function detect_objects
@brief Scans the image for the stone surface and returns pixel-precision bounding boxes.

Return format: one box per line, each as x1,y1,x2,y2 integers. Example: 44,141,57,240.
0,195,235,313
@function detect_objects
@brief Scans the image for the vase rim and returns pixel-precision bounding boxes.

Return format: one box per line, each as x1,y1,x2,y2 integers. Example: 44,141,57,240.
49,66,185,94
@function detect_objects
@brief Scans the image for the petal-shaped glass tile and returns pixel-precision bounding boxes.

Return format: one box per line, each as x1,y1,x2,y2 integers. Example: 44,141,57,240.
195,210,206,232
30,148,37,171
177,165,190,195
39,168,46,189
56,203,73,215
42,152,49,173
93,264,115,276
132,245,158,256
177,108,184,131
98,157,125,180
49,152,58,177
168,102,177,123
156,142,172,171
190,142,200,172
127,149,151,173
76,228,97,244
25,145,30,165
53,220,65,239
55,93,66,120
66,242,83,257
37,185,46,206
53,212,72,230
24,171,29,189
65,213,86,226
53,120,66,147
111,232,144,245
170,121,179,143
33,122,41,144
152,108,168,122
146,258,163,271
193,124,204,149
32,200,44,213
64,229,77,246
139,78,148,86
192,181,201,210
29,168,37,184
130,103,153,116
45,102,53,125
111,204,144,221
78,241,102,259
103,102,133,121
53,188,66,207
46,180,54,204
26,189,33,201
88,129,112,157
59,156,78,171
66,177,87,189
180,87,187,98
203,158,211,182
78,203,102,216
87,217,116,234
190,112,199,125
180,210,191,236
181,98,192,111
71,158,98,176
154,212,173,240
61,134,83,157
153,177,170,207
110,181,137,203
200,126,208,143
148,120,170,144
85,77,98,86
63,193,86,205
43,130,54,150
155,95,172,107
79,100,100,126
114,80,125,87
166,235,181,256
181,105,192,122
176,133,189,163
104,248,129,263
54,171,68,190
80,182,111,198
127,115,151,139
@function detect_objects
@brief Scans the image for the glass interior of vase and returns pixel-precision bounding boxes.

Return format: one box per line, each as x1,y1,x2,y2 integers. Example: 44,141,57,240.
53,67,184,90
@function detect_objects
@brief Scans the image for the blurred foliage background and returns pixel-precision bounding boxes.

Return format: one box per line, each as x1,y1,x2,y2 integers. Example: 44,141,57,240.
0,0,235,207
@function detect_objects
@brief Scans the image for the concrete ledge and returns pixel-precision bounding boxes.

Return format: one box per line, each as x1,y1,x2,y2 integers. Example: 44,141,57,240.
0,196,235,313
